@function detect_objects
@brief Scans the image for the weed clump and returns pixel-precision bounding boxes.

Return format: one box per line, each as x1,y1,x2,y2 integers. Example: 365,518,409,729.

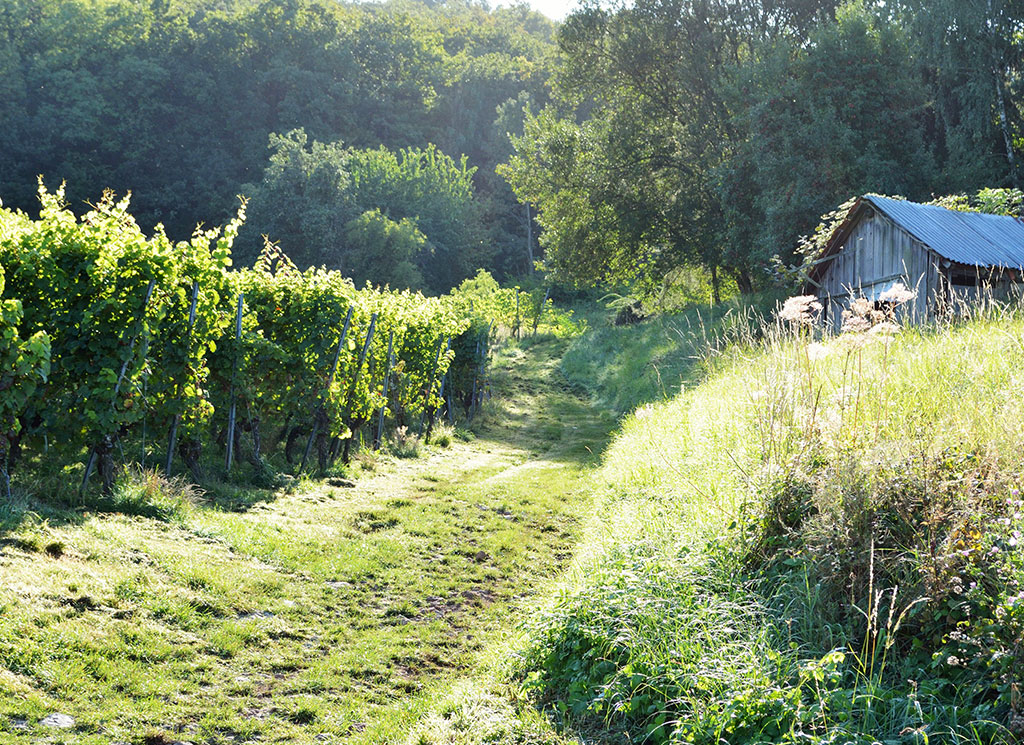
431,422,455,448
98,466,203,522
389,426,422,459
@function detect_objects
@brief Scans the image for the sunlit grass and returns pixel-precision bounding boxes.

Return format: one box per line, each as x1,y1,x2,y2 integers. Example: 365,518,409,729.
487,302,1024,745
0,337,614,744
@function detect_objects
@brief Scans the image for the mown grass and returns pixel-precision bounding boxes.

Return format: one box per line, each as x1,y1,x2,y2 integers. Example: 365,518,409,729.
413,304,1024,745
0,337,614,744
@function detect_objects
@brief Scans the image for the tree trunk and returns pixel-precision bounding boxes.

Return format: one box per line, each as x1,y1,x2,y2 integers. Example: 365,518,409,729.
284,424,308,465
995,73,1018,187
989,0,1019,187
526,202,535,274
735,268,754,295
316,427,331,472
96,435,117,494
247,416,262,465
710,264,721,305
0,433,11,500
178,436,202,481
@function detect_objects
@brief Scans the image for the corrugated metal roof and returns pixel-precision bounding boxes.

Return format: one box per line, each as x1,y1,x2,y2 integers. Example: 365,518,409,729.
865,194,1024,268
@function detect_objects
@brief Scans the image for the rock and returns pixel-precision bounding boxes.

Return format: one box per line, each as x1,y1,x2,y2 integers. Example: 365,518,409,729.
10,719,28,731
327,477,356,488
473,550,491,563
40,713,75,729
238,610,275,621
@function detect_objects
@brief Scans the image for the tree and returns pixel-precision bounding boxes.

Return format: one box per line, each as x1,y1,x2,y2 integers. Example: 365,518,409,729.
502,0,843,296
237,129,354,271
896,0,1024,190
718,2,935,271
348,144,486,291
238,130,485,292
0,0,555,284
343,209,428,289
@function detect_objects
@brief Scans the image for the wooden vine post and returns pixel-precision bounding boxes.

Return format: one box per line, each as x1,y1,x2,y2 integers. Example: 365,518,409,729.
469,322,492,420
445,381,455,424
81,279,157,495
165,280,200,476
224,292,244,472
300,306,354,472
515,292,521,339
424,337,452,444
532,288,550,336
374,330,395,451
469,337,481,421
340,312,377,464
419,336,448,435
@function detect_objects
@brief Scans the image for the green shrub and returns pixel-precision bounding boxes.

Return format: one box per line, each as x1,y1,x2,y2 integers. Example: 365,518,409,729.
520,542,800,744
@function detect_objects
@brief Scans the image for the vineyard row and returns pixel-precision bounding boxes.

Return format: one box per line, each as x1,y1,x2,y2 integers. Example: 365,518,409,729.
0,185,570,495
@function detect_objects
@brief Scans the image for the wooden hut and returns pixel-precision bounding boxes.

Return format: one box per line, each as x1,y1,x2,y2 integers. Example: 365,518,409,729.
806,195,1024,330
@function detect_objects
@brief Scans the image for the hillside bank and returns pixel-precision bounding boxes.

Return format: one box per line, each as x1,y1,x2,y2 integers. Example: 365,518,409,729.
413,305,1024,745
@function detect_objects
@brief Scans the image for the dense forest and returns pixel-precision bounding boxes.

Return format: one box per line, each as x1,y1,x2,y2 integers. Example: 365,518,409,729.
0,0,554,291
2,0,1024,297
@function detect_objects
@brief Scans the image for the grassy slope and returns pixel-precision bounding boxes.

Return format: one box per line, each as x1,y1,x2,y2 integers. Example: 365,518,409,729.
413,310,1024,744
566,314,1024,742
560,294,779,415
0,338,614,744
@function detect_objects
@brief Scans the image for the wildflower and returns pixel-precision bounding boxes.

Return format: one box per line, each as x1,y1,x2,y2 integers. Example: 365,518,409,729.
779,295,822,326
807,341,830,361
841,311,871,334
850,297,874,317
879,282,917,305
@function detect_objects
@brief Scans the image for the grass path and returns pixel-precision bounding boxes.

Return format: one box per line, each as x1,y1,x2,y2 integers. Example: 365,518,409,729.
0,338,614,745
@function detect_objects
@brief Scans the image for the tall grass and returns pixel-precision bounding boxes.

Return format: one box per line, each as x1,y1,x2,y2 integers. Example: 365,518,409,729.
560,293,781,414
515,297,1024,744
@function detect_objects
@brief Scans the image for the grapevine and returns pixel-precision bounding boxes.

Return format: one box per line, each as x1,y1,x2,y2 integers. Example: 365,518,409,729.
0,186,575,492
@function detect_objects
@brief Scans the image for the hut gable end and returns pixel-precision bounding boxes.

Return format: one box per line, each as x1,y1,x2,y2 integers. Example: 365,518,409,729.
814,205,933,328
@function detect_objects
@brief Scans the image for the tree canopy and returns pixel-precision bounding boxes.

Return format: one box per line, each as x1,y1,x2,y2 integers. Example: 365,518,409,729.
7,0,1024,298
502,0,1024,297
0,0,555,288
238,130,485,292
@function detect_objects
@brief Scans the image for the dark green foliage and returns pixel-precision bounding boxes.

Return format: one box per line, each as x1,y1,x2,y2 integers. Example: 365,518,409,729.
504,0,1024,297
519,451,1023,744
720,4,935,273
0,0,556,287
344,209,428,290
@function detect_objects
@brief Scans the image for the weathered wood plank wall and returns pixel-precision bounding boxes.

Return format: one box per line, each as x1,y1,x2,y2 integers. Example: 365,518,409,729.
817,210,939,329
